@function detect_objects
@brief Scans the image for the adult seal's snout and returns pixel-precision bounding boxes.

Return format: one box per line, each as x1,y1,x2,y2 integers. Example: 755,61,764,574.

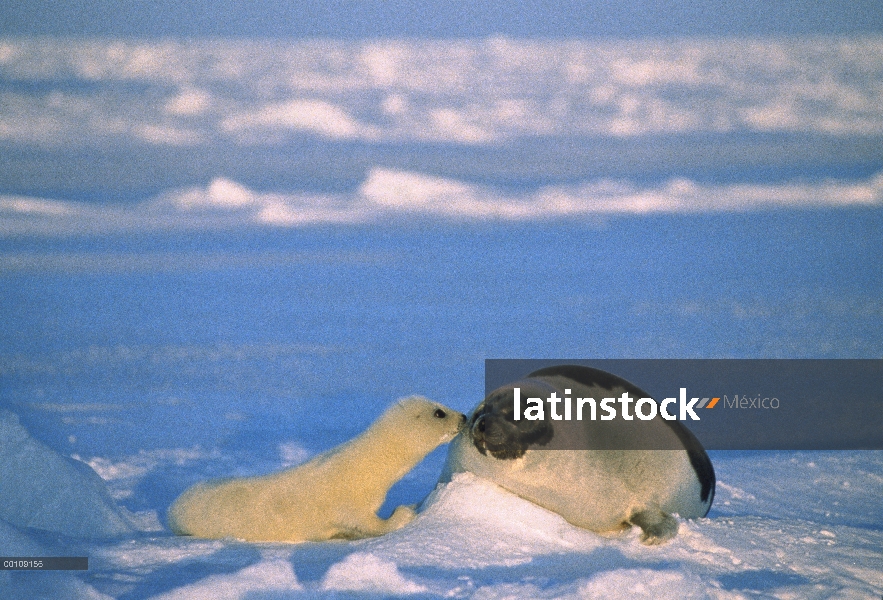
468,382,554,460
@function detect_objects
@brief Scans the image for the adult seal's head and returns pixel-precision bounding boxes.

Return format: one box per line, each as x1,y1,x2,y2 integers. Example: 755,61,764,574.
468,380,555,459
441,365,716,545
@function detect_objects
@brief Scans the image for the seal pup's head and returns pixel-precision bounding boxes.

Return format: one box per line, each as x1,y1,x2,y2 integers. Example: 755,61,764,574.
467,380,555,460
390,396,467,447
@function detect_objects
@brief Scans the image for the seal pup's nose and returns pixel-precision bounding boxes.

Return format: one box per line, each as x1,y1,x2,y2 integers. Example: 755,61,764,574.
456,412,468,431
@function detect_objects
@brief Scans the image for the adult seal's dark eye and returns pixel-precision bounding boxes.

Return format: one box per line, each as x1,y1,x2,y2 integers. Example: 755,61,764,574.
434,409,447,419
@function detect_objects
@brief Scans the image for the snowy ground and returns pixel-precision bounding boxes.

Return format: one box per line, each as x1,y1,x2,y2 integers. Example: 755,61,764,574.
2,408,881,599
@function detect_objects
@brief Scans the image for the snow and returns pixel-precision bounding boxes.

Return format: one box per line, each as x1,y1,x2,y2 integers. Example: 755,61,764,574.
2,38,883,146
3,170,883,238
320,553,427,594
0,410,136,538
150,559,302,599
0,518,44,556
1,408,880,598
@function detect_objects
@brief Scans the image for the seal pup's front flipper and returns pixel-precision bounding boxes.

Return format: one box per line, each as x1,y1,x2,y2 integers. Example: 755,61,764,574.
331,505,417,540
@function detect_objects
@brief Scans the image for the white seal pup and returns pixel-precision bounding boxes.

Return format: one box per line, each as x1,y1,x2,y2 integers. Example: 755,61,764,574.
169,396,466,542
440,365,715,544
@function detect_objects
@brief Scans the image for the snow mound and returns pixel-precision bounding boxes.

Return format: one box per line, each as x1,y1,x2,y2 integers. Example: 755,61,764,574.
361,472,606,569
0,410,136,538
0,518,45,556
321,552,427,594
578,569,710,599
148,558,301,600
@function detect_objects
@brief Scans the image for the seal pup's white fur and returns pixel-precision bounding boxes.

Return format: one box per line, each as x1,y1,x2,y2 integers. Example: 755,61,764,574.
169,396,465,542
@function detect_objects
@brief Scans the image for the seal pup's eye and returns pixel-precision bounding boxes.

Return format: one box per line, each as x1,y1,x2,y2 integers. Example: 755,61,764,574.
433,409,447,419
